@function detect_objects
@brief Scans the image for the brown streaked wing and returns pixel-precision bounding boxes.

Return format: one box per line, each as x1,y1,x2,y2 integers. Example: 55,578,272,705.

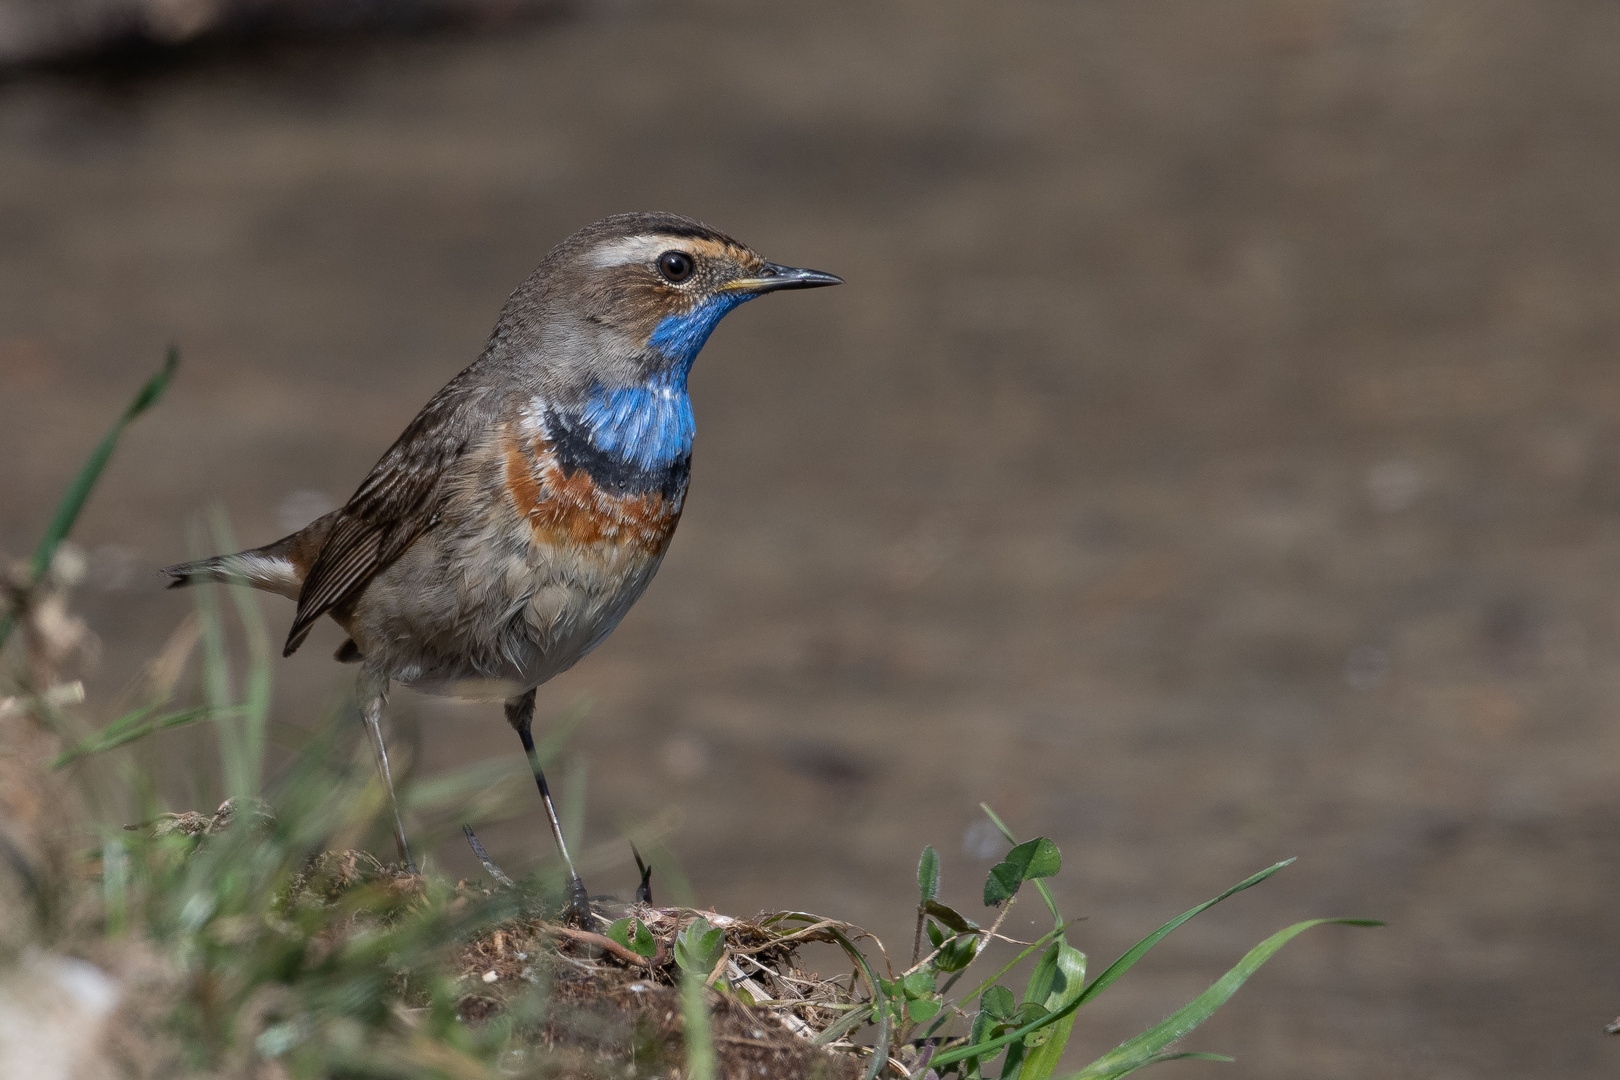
283,384,479,656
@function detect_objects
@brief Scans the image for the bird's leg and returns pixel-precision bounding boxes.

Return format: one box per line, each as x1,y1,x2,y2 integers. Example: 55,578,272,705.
358,670,415,873
505,688,591,925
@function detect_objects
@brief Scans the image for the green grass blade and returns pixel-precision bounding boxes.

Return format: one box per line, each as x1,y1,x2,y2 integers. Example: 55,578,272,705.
862,994,892,1080
192,568,245,801
981,803,1019,846
53,706,223,767
1018,938,1088,1080
811,1002,875,1047
1070,859,1296,1010
1062,1052,1232,1080
817,925,892,1076
681,964,717,1080
29,347,179,579
102,833,128,937
1070,918,1381,1078
214,510,272,797
561,753,587,859
929,860,1296,1072
404,753,530,815
531,698,591,762
0,347,179,651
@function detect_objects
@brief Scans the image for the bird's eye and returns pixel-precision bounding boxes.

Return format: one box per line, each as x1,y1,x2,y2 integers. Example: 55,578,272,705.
657,250,695,283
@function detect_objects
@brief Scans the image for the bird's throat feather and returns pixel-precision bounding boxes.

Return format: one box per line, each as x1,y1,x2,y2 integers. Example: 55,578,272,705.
572,293,752,474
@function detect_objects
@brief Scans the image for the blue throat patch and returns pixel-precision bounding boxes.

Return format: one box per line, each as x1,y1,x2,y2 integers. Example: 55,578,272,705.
646,291,753,363
579,372,696,474
578,293,755,473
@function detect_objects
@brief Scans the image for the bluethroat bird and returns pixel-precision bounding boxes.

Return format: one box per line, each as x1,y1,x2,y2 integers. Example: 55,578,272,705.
164,212,841,922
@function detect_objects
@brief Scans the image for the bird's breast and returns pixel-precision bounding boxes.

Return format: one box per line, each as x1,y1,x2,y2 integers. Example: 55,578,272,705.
501,425,685,558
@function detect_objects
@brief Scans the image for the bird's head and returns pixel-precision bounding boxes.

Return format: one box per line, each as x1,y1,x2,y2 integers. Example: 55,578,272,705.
503,212,842,395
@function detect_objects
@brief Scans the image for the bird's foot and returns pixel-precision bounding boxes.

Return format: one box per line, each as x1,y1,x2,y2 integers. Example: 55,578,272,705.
462,825,514,889
563,875,592,927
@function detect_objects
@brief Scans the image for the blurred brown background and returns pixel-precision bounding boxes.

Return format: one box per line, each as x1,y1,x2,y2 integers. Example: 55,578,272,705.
4,1,1620,1075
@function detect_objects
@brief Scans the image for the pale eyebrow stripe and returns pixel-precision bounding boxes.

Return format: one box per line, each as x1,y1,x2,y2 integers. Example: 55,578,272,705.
588,235,678,268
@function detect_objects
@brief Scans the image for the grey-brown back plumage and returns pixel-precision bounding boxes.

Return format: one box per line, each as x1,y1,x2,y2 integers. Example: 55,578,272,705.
281,374,488,655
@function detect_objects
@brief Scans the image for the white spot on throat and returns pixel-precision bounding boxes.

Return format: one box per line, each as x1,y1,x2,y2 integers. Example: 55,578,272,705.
519,397,551,436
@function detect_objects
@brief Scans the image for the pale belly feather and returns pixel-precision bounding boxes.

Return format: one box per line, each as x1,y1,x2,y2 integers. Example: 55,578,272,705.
347,518,669,700
342,428,682,700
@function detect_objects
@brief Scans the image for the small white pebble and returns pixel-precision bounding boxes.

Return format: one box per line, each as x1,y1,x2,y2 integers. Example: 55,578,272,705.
628,982,651,993
482,970,499,983
751,1029,764,1039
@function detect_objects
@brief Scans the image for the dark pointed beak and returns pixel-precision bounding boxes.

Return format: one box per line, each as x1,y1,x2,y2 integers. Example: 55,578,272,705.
723,261,844,294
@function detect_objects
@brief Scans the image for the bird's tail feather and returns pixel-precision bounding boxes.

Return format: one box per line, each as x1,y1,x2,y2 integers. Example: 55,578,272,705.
162,545,302,600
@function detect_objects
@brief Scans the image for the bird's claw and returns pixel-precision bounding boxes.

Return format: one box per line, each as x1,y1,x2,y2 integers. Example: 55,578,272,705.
563,875,592,927
632,843,653,905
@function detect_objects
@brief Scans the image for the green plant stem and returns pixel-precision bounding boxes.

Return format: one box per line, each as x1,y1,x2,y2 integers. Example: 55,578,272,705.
681,965,716,1080
981,803,1062,927
214,509,272,797
0,348,178,652
948,925,1061,1016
